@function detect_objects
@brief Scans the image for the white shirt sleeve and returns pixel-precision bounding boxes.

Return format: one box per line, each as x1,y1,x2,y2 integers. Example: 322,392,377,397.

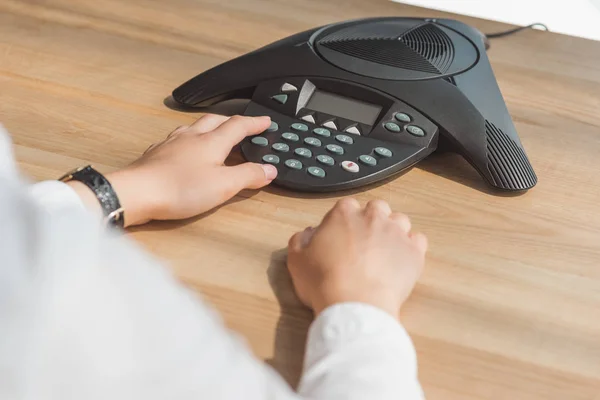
0,125,423,400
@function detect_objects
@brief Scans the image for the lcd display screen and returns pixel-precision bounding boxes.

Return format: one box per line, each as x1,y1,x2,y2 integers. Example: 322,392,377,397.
305,90,382,125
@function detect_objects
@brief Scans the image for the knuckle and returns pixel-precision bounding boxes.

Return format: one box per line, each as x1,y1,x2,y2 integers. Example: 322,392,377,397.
336,197,358,213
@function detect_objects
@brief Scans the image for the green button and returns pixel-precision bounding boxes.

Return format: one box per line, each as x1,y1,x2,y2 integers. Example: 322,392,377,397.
251,136,268,147
335,134,354,145
291,123,309,132
262,154,280,164
281,132,299,142
326,144,344,155
374,147,393,158
294,148,312,158
317,154,335,166
271,94,288,104
272,142,289,152
267,121,279,132
304,137,322,147
394,112,411,123
313,127,331,137
384,122,401,132
285,159,303,170
307,166,326,178
359,154,377,166
406,125,425,137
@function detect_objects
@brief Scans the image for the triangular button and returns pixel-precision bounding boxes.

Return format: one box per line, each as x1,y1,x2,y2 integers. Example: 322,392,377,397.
271,94,288,104
281,83,298,92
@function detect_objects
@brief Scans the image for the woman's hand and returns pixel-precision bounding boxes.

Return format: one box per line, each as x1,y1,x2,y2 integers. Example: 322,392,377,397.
287,198,428,318
70,114,277,227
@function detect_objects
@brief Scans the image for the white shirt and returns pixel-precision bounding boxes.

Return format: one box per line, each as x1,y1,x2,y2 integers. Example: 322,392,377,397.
0,125,424,400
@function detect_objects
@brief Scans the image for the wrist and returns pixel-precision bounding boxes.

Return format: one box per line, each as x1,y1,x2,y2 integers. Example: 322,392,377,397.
105,167,164,227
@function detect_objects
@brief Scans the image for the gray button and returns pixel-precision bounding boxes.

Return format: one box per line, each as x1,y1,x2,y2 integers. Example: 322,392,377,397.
359,154,377,166
281,132,299,142
307,166,326,178
345,126,361,135
406,125,426,137
335,134,354,145
322,120,337,130
304,137,322,147
271,94,288,104
262,154,280,164
281,83,298,92
291,123,309,132
384,122,401,132
326,144,344,155
272,142,289,152
251,136,268,147
285,159,303,170
374,147,393,158
313,127,331,137
301,114,316,124
266,121,279,132
317,154,335,166
394,112,411,123
294,147,312,158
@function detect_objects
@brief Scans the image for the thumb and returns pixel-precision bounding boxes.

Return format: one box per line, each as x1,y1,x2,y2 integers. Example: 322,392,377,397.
223,162,278,193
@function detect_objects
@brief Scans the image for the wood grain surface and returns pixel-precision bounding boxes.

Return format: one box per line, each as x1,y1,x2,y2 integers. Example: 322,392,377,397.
1,0,599,398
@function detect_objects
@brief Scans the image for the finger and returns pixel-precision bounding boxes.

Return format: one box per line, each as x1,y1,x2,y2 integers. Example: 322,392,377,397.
410,232,428,254
188,114,231,133
143,142,160,154
206,115,271,149
364,199,392,218
166,125,191,138
289,226,315,251
322,197,360,223
389,212,412,233
221,162,278,196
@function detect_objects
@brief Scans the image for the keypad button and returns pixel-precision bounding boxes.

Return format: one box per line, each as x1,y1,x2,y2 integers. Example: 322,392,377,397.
262,154,280,165
301,114,316,124
406,125,426,137
335,134,354,145
291,122,309,132
307,166,326,178
271,94,288,104
251,136,268,147
384,122,401,132
272,142,289,152
313,127,331,137
341,160,360,173
345,126,361,135
266,121,279,132
394,112,411,123
285,159,303,170
304,137,322,147
281,132,299,142
317,154,335,166
322,120,337,130
281,83,298,92
359,154,377,166
326,144,344,155
374,147,393,157
294,147,312,158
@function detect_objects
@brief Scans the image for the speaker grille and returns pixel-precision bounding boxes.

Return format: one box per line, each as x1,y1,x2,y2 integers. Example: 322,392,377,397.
321,38,441,74
486,121,537,190
318,23,454,75
400,24,455,73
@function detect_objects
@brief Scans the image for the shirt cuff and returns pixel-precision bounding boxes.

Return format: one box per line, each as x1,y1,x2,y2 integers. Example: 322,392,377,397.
304,302,418,374
28,180,87,214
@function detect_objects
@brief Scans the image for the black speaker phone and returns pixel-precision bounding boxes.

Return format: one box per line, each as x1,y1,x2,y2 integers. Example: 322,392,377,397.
172,17,537,192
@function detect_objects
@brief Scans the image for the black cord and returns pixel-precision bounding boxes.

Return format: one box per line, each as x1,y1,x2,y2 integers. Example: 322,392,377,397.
485,23,549,38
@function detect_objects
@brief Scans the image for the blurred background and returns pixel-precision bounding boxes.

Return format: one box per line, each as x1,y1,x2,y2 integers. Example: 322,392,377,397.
394,0,600,41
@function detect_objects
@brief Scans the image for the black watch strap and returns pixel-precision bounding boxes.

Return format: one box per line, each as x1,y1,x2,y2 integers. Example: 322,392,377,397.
59,165,125,228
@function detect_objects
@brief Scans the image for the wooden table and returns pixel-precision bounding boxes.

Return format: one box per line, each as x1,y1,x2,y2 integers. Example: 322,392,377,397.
2,0,599,398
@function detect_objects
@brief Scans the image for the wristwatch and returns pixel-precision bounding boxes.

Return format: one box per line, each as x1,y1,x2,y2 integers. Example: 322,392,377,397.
59,165,125,228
